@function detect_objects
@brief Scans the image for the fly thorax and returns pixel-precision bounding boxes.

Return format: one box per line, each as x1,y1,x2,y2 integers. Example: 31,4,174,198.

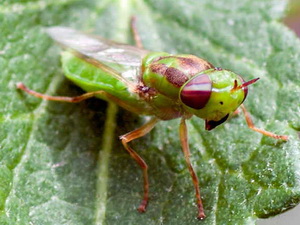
141,52,214,100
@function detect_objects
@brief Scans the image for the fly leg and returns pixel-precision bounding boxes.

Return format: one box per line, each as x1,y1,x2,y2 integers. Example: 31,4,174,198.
130,16,143,48
180,118,205,220
119,118,159,212
16,82,106,102
17,81,159,212
240,104,288,141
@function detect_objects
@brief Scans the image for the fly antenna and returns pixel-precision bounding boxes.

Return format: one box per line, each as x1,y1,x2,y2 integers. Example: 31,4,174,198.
232,80,238,90
231,77,260,92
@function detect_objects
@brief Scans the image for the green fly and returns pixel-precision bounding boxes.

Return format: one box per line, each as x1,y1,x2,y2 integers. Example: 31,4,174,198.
17,18,288,220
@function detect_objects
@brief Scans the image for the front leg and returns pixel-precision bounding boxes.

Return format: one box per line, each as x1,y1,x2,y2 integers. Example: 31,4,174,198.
179,118,206,220
240,104,288,141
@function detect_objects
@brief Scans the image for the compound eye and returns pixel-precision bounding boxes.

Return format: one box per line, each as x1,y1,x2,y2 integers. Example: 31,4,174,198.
180,74,212,109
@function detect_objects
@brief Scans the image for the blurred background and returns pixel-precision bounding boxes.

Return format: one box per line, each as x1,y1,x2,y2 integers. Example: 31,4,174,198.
284,0,300,37
258,1,300,224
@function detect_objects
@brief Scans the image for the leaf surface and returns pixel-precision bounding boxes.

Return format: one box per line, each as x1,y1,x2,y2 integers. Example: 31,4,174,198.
1,0,300,224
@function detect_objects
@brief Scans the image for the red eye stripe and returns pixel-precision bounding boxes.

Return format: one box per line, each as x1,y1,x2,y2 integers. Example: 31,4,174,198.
180,74,212,109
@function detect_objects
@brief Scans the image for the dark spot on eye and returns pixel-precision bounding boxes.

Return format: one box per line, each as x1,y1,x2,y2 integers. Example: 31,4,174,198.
220,101,223,105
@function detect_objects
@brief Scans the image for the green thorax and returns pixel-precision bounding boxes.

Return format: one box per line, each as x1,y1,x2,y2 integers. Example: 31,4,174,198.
141,52,214,99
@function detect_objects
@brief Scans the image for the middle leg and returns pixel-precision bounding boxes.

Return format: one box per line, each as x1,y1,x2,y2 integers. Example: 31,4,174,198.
120,117,159,212
130,16,144,49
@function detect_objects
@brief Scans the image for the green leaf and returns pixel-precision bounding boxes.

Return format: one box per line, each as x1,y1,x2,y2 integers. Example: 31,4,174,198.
1,0,300,224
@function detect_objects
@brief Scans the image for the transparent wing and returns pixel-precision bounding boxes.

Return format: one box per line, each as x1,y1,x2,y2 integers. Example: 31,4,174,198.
46,26,149,84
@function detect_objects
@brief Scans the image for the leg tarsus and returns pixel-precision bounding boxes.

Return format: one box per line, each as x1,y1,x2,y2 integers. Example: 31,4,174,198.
240,104,288,141
137,199,148,213
120,118,159,212
130,16,143,49
179,118,206,220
